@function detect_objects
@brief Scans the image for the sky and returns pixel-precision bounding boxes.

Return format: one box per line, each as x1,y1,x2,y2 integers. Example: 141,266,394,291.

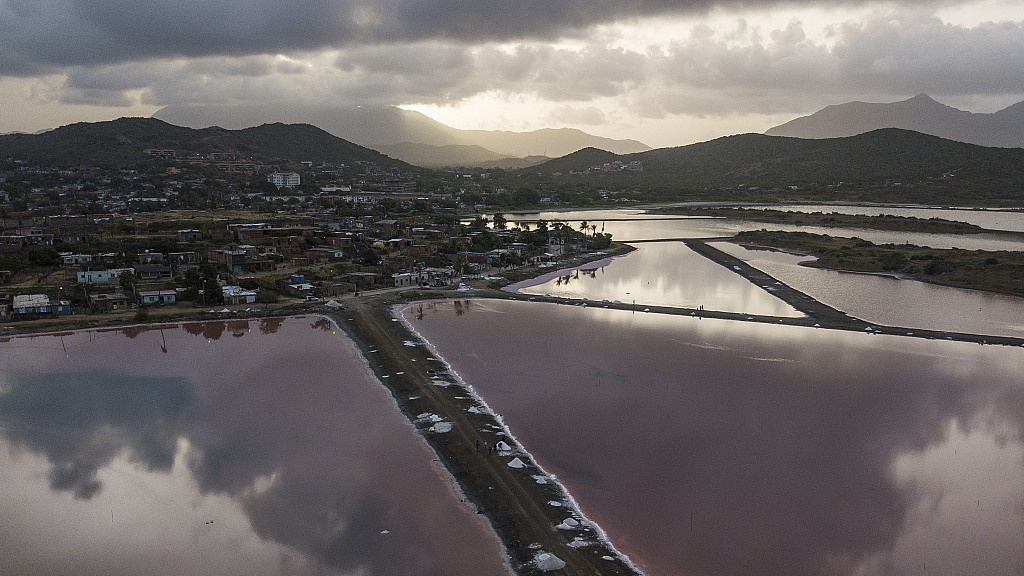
1,0,1023,148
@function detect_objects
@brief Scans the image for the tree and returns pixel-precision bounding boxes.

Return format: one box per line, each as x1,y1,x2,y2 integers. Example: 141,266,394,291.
27,246,60,266
493,213,508,230
118,269,137,299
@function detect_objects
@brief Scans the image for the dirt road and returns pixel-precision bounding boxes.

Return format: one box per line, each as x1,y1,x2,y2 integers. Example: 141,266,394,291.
329,294,641,576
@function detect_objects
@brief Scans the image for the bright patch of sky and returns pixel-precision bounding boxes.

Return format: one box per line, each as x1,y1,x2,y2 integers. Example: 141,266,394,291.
402,2,1024,147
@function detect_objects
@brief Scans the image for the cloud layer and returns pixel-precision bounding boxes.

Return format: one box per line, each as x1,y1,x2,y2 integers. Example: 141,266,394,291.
2,0,888,73
2,0,1022,143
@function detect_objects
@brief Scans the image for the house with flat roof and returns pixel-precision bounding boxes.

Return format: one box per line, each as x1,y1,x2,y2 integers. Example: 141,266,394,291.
222,285,257,305
12,294,71,316
77,268,133,284
138,290,176,305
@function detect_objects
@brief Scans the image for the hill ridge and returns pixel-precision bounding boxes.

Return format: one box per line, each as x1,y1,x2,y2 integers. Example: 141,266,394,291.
0,117,414,169
766,94,1024,148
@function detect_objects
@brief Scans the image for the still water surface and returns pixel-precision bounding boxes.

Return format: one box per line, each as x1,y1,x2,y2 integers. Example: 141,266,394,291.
514,242,802,317
0,318,509,576
505,209,1024,251
754,204,1024,233
408,300,1024,576
715,241,1024,338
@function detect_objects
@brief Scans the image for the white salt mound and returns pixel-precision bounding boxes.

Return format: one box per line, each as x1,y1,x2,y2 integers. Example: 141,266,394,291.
495,441,512,451
534,552,566,572
556,518,580,530
568,537,592,548
507,457,526,469
433,422,453,433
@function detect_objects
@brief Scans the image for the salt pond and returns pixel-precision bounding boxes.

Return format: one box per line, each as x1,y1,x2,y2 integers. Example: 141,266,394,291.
513,241,802,317
504,209,1024,251
715,241,1024,338
0,318,509,576
407,300,1024,576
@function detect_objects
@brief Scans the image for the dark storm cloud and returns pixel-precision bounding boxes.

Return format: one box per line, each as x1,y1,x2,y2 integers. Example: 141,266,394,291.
0,0,937,74
34,5,1022,118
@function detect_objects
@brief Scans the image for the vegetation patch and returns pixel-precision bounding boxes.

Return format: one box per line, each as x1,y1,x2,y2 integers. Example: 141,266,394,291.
734,229,1024,298
654,207,993,235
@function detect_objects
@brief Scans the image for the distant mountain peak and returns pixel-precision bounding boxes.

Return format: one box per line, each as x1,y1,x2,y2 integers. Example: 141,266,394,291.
153,103,650,167
766,94,1024,148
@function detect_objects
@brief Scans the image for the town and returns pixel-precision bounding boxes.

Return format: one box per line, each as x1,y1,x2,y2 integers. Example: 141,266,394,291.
0,149,613,321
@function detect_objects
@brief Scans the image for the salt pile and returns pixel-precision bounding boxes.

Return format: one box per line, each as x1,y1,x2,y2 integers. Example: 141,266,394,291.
556,517,580,530
507,457,526,468
534,552,566,572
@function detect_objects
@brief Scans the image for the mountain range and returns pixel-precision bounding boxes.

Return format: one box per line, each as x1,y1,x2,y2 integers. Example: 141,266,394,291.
0,118,413,170
153,103,651,168
532,128,1024,194
766,94,1024,148
5,118,1023,204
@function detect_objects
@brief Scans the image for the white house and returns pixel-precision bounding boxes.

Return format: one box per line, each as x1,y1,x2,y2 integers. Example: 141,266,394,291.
77,268,134,284
61,253,93,266
222,285,258,305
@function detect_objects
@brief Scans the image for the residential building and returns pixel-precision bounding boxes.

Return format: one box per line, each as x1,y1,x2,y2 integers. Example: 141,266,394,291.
222,285,258,305
177,229,203,242
138,290,177,305
268,172,301,188
89,292,130,312
61,253,93,266
12,294,71,316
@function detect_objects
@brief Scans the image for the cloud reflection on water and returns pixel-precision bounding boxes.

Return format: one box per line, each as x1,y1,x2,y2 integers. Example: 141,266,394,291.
0,370,196,499
0,320,509,576
409,299,1024,576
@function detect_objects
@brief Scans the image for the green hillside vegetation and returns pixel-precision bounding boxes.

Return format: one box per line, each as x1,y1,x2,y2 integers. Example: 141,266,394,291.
733,229,1024,297
0,117,414,169
525,129,1024,205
